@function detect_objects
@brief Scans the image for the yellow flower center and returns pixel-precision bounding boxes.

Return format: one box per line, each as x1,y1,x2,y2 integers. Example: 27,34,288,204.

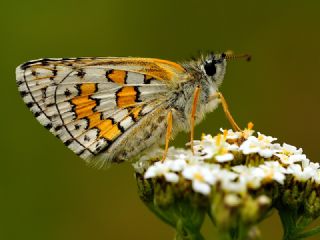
218,148,228,155
194,172,204,181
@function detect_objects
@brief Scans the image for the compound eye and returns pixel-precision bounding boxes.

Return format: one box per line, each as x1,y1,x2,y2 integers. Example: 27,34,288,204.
204,61,216,76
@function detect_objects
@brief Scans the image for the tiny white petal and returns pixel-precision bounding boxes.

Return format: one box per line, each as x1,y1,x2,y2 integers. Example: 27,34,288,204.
313,170,320,184
216,153,234,162
282,143,303,155
144,166,157,178
287,163,315,182
273,172,286,184
193,180,211,195
227,144,239,151
170,159,187,171
259,149,274,158
288,154,307,162
164,172,179,183
220,128,242,140
182,166,195,180
221,179,247,194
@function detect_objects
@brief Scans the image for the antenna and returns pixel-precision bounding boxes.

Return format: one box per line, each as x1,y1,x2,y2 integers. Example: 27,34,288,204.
223,51,252,62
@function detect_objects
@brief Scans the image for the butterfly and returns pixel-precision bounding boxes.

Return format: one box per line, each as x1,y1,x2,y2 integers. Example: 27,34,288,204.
16,52,250,168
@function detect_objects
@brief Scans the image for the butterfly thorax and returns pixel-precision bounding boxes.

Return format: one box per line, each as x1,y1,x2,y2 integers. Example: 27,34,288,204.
170,72,220,130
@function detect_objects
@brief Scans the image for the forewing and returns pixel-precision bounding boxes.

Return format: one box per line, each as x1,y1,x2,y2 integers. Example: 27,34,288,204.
16,57,186,163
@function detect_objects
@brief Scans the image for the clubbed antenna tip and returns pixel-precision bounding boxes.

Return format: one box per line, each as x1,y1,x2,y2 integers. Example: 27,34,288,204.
224,51,252,62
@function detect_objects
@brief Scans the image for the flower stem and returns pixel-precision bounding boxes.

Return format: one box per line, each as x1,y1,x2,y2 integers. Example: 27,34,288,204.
278,207,317,240
174,219,205,240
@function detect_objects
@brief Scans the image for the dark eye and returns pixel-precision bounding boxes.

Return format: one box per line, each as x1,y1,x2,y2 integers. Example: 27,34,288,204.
204,61,216,76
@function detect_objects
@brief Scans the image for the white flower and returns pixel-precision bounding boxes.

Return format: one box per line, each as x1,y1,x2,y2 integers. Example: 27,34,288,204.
182,165,216,195
220,128,242,140
163,172,180,183
221,177,248,194
288,159,320,182
144,161,179,183
215,153,234,162
302,158,320,170
274,143,306,165
257,132,277,143
281,143,303,155
275,153,307,165
214,141,239,163
259,161,287,184
139,129,318,200
239,133,279,158
192,135,215,159
232,165,265,189
240,137,264,156
215,169,247,194
226,143,239,151
194,133,237,162
165,159,187,172
287,164,315,182
258,148,276,158
217,169,238,182
206,163,222,173
166,147,193,161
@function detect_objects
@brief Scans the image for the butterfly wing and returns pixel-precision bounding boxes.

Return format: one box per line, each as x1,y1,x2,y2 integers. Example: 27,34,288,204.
16,57,187,166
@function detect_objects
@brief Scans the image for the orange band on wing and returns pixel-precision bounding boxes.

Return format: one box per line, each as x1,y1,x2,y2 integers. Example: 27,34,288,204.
87,112,102,128
71,96,97,119
107,70,127,84
97,119,122,141
80,83,97,95
116,86,139,108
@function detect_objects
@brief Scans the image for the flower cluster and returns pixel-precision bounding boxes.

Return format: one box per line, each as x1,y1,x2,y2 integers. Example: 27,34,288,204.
134,124,320,240
137,127,319,197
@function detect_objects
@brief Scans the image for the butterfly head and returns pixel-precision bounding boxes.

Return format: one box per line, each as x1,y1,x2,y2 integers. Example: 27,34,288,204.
198,52,251,87
201,53,227,87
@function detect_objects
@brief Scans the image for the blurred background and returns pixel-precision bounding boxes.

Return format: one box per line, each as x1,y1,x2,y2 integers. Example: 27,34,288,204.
1,0,319,239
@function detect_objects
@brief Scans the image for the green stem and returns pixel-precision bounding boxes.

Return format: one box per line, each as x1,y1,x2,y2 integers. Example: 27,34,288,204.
278,207,317,240
216,225,253,240
278,208,297,240
174,219,205,240
146,203,176,228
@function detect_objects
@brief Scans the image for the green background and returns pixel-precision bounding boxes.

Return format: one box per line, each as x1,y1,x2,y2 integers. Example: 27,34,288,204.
1,0,319,239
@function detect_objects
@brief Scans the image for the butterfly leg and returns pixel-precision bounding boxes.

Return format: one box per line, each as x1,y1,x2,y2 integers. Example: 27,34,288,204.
217,92,241,132
162,109,173,161
190,86,201,154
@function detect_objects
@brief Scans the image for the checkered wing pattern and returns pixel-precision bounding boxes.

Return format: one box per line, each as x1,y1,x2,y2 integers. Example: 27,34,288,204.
16,57,187,164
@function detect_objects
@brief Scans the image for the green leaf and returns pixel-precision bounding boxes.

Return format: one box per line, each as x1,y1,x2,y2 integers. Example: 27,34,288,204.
296,226,320,239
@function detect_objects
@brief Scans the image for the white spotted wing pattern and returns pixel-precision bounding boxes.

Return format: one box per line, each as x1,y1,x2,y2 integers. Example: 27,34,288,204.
16,53,229,168
16,57,191,167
